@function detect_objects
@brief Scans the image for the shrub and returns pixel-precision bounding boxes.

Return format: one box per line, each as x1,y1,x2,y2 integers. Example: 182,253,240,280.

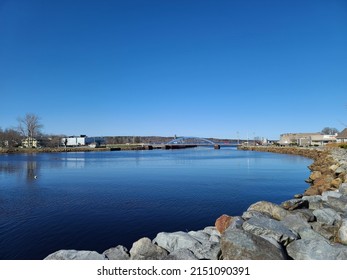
339,143,347,149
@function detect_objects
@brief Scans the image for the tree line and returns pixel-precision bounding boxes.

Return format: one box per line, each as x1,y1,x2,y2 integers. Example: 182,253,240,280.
0,113,62,148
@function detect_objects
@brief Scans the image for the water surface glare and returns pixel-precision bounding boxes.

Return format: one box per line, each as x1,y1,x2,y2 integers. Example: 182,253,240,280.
0,148,312,259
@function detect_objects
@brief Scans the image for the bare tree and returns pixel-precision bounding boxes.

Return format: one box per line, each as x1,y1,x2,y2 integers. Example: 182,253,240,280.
321,127,339,135
17,113,43,147
0,128,22,148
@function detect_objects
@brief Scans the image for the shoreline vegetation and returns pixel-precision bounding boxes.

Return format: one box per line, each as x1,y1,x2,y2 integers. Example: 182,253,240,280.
5,145,347,259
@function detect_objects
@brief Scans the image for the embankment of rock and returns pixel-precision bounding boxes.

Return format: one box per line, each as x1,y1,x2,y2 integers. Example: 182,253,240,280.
44,147,347,260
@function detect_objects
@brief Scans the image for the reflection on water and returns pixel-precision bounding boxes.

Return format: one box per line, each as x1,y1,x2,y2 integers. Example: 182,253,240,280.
0,159,39,183
0,148,312,259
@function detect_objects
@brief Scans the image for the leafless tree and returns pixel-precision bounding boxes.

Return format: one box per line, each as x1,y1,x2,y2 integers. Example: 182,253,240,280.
17,113,43,147
321,127,339,135
0,128,22,147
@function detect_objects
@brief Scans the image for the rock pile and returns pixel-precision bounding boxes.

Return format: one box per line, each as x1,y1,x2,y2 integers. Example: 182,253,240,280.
44,148,347,260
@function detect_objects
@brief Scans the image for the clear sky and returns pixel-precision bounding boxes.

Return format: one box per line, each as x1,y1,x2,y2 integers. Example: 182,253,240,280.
1,0,346,140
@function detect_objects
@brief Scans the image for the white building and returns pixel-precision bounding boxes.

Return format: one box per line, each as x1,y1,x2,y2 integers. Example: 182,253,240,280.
61,135,106,147
62,135,86,147
279,132,337,146
22,137,38,148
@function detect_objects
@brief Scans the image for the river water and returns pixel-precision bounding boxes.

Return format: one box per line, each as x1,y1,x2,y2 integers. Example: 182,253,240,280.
0,147,312,259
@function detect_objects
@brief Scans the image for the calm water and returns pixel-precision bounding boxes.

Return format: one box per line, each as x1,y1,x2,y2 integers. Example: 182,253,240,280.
0,147,312,259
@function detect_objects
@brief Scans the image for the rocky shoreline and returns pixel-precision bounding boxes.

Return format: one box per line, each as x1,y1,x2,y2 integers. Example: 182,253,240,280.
44,147,347,260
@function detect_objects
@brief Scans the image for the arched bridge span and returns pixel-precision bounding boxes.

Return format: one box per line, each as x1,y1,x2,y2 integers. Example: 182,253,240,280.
166,137,215,145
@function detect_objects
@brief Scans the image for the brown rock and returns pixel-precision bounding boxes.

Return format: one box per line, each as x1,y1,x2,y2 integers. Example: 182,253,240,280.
304,186,320,196
215,214,233,234
331,178,342,188
246,201,289,221
309,171,322,181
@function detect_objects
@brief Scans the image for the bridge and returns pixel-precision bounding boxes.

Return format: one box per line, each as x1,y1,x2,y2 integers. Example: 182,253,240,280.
163,136,241,149
166,136,216,145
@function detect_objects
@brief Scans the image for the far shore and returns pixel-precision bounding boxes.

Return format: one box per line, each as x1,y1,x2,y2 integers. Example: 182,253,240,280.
0,144,152,154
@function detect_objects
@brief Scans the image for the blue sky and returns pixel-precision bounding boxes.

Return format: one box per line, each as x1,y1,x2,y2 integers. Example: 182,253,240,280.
1,0,346,140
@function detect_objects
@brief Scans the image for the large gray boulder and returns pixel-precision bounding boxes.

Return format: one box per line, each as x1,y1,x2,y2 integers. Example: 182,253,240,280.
103,245,130,260
203,226,221,237
152,231,220,260
311,222,338,241
242,210,273,220
295,227,328,241
164,249,199,260
280,213,311,234
44,250,107,260
313,208,341,226
189,241,221,260
129,237,168,260
321,191,342,201
242,216,298,245
153,231,201,253
286,238,347,260
246,201,289,221
220,229,286,260
188,230,210,243
339,183,347,195
302,195,322,204
338,219,347,245
326,196,347,212
291,208,316,222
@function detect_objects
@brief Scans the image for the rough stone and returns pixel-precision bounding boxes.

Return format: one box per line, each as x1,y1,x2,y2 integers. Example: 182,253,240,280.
326,196,347,212
164,249,199,260
229,216,244,229
44,250,107,260
280,213,311,233
339,183,347,195
304,186,320,196
297,227,329,241
321,191,342,201
292,208,316,222
242,216,298,245
302,195,322,204
242,210,272,220
190,241,221,260
308,201,327,211
329,165,339,172
215,214,233,234
338,219,347,245
313,208,341,226
103,245,130,260
331,178,342,188
188,230,210,243
335,167,345,174
203,227,221,242
246,201,289,221
153,232,201,253
220,229,286,260
310,171,322,181
209,234,220,243
311,222,338,241
286,238,347,260
203,226,220,237
129,237,168,260
281,199,308,211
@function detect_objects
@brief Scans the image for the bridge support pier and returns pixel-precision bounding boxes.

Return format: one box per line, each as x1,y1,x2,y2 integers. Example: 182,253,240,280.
214,144,221,149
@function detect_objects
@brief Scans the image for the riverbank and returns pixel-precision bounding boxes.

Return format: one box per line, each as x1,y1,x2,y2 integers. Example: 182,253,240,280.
0,144,197,154
44,146,347,260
